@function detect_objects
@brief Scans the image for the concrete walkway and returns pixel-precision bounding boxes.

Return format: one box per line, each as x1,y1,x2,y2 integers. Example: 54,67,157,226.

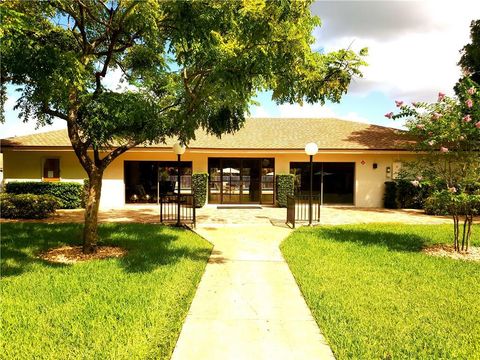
171,225,335,360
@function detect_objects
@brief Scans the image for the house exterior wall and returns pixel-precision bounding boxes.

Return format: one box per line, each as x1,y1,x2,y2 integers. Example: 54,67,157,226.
2,148,415,209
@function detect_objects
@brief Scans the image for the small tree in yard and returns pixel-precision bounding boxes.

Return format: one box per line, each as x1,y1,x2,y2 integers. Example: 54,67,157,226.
1,1,366,253
389,80,480,252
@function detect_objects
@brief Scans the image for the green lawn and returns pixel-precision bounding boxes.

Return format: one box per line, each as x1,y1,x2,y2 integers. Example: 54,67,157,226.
1,223,212,359
281,224,480,360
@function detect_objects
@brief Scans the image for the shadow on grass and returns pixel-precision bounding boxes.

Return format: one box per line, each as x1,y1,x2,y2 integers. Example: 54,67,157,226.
311,227,428,252
1,223,211,278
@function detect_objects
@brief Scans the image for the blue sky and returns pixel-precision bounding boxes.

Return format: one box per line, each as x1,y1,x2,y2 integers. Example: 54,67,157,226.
2,0,480,138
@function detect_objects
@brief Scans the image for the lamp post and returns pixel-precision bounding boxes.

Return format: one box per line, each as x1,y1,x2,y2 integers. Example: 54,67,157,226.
304,142,318,226
173,143,186,226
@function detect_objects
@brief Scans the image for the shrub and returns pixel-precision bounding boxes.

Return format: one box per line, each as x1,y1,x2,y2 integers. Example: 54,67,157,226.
384,182,398,209
276,174,295,207
0,193,60,219
192,173,208,208
5,181,84,209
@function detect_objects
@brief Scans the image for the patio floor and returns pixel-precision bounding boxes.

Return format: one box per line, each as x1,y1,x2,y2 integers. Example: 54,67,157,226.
2,204,460,226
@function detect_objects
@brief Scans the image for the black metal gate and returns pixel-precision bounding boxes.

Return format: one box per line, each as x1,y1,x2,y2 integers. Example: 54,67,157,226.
159,194,196,227
286,194,321,228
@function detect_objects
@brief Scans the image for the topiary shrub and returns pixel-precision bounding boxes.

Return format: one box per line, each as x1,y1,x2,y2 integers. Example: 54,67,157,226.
384,181,398,209
192,173,208,208
276,174,294,207
5,181,84,209
0,193,60,219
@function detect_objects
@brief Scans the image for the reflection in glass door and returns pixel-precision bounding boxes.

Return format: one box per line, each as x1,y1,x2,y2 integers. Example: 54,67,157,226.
222,159,241,203
241,159,261,203
208,158,275,204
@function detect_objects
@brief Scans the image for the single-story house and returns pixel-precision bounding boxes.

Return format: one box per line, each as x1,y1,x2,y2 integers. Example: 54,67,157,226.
1,118,414,209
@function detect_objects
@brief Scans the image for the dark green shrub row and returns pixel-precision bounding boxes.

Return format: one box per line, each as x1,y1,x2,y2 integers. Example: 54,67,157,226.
5,181,84,209
0,193,60,219
384,180,434,209
276,174,294,207
192,173,208,208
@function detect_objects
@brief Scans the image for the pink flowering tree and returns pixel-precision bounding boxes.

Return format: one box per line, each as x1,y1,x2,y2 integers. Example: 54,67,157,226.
390,79,480,252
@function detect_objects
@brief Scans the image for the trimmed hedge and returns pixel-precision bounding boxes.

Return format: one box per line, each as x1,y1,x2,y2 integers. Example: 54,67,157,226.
276,174,295,207
0,193,60,219
5,181,84,209
192,173,208,208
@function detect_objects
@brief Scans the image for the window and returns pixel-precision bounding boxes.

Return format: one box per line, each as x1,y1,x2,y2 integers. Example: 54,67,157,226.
43,158,60,181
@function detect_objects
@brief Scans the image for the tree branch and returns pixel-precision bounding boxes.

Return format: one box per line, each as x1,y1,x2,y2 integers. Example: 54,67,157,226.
41,104,68,121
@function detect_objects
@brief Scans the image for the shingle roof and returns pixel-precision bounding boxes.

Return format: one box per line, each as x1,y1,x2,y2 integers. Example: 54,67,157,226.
1,118,413,150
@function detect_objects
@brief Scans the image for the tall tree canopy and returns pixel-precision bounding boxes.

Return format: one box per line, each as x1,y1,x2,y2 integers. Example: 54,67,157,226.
1,0,367,253
458,19,480,86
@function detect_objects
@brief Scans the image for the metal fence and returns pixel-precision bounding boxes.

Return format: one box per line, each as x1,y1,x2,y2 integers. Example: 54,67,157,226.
159,194,196,227
286,194,321,228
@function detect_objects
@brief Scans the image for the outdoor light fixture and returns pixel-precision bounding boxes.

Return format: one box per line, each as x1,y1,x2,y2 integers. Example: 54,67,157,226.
172,142,186,226
304,142,318,226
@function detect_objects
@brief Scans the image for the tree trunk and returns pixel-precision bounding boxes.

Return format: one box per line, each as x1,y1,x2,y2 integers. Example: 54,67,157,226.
83,170,104,254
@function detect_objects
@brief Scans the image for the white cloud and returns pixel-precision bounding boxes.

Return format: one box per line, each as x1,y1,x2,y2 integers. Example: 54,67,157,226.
313,0,480,101
102,67,137,92
250,105,271,118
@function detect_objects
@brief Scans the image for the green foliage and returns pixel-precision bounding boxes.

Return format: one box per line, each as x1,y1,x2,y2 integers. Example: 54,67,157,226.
458,20,480,86
192,173,208,208
425,191,480,216
5,181,84,209
0,0,366,147
281,224,480,359
276,174,295,207
0,0,367,247
0,223,212,359
0,193,59,219
384,180,433,209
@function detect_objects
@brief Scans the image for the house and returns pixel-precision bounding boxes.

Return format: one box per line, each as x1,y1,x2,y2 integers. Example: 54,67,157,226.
0,118,414,209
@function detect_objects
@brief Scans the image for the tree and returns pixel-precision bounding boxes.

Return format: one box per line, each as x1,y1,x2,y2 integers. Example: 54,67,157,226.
389,82,480,252
1,0,367,253
458,19,480,86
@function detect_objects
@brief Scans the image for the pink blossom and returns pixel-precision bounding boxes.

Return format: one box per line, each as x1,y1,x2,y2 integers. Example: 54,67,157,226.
428,131,433,136
411,180,420,187
466,99,473,108
416,124,425,129
440,146,449,153
448,186,457,193
428,140,435,146
476,121,480,129
395,100,404,107
437,92,446,101
432,112,442,120
412,101,419,107
463,114,472,122
467,87,476,95
416,175,423,181
385,112,394,119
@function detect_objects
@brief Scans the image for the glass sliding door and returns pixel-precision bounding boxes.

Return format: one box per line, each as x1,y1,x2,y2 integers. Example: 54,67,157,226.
124,161,192,203
221,159,241,204
322,163,354,204
208,158,275,204
241,159,261,203
290,162,355,205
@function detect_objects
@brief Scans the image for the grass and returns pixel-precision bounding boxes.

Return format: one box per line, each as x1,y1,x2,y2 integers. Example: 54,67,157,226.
1,222,212,359
281,224,480,360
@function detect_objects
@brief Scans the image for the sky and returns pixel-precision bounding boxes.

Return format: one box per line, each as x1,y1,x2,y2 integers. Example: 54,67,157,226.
2,0,480,138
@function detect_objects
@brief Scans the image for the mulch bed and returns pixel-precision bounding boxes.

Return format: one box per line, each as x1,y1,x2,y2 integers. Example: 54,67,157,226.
423,245,480,262
39,246,127,264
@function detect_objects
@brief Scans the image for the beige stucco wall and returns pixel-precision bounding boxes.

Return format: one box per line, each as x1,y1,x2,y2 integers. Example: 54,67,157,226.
2,148,415,209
